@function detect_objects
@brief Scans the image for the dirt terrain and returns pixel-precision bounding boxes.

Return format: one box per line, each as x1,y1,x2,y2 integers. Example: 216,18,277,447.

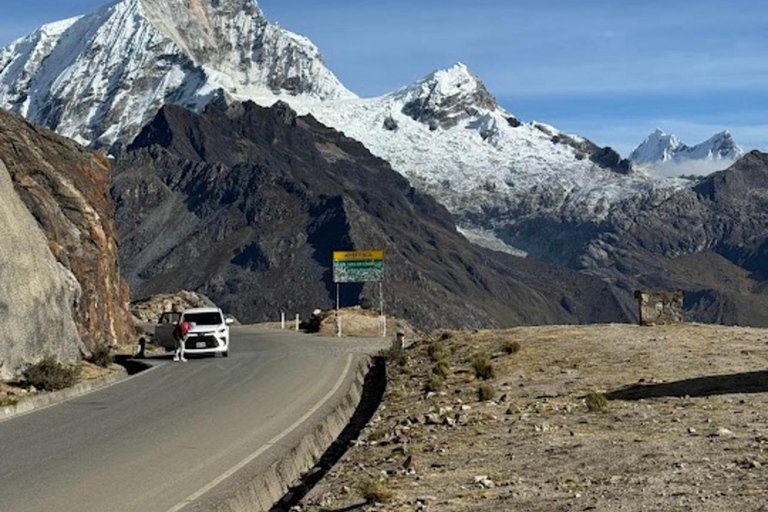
297,324,768,511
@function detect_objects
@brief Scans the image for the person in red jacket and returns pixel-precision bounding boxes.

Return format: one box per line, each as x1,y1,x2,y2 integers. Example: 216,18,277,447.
173,318,190,363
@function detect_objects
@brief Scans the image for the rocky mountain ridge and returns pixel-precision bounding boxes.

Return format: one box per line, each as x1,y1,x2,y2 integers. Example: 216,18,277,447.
1,1,678,251
112,100,635,329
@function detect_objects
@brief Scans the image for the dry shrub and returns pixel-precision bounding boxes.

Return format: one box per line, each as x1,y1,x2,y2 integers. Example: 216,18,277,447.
471,352,495,380
478,384,496,402
358,477,395,503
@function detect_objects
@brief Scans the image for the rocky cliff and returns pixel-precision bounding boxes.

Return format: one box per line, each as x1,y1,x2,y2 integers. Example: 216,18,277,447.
0,109,134,374
0,159,82,380
113,101,634,329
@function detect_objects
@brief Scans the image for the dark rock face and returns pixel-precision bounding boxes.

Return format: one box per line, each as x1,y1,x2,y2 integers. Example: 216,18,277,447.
550,133,633,175
113,101,634,329
503,151,768,326
0,109,134,366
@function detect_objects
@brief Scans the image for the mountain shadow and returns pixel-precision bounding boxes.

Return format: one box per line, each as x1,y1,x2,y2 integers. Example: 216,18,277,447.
112,101,634,329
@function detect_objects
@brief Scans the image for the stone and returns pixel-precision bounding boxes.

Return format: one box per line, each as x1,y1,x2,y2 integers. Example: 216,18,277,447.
0,159,82,379
473,476,495,489
715,428,735,438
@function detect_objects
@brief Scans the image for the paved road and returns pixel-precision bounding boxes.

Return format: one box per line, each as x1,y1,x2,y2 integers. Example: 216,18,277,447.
0,327,387,512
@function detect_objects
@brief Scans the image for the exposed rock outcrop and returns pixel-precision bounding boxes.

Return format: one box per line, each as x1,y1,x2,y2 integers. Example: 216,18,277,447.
0,109,134,369
113,101,634,330
0,160,82,380
130,291,217,323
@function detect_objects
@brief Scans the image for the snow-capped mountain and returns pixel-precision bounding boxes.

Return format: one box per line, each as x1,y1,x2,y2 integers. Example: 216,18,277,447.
630,129,744,164
296,64,678,235
0,0,354,148
1,0,685,255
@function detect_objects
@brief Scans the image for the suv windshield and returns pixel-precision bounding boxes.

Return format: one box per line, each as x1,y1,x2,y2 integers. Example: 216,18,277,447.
184,313,223,326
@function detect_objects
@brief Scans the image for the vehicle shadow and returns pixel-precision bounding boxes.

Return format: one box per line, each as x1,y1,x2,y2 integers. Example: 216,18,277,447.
606,370,768,401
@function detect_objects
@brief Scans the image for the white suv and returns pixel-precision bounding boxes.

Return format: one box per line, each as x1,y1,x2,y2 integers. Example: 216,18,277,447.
156,307,232,357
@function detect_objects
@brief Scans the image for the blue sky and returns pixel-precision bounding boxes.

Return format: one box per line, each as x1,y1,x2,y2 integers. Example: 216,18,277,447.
1,0,766,155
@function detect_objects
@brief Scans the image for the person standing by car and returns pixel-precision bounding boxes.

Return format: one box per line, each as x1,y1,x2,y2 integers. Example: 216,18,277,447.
173,318,190,363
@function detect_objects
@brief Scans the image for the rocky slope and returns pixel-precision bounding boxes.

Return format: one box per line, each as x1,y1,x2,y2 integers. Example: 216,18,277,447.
507,151,768,326
0,0,353,149
0,109,134,377
112,101,634,329
300,324,768,512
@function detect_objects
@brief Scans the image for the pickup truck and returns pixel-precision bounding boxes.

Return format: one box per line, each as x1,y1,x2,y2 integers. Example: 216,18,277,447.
155,307,233,357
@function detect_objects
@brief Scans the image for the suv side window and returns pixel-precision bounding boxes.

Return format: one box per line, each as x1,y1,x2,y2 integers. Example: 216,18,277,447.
159,312,181,325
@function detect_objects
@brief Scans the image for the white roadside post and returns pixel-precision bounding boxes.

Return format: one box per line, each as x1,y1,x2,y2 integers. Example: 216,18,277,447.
281,311,286,330
379,281,386,338
295,314,300,331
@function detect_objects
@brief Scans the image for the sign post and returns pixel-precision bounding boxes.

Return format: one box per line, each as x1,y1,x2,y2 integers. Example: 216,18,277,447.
333,250,385,337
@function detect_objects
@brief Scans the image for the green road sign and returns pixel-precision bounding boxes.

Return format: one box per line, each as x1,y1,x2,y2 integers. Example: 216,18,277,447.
333,250,384,283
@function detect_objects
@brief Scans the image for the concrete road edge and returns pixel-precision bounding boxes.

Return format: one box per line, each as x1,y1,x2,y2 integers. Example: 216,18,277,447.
186,356,375,512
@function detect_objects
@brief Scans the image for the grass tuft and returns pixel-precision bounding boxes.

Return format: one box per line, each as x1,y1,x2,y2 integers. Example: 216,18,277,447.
358,477,396,503
504,340,522,355
471,352,495,380
434,360,451,379
427,340,446,362
23,357,81,392
88,345,114,368
0,397,18,408
478,384,496,402
385,347,408,368
586,392,609,412
426,373,444,392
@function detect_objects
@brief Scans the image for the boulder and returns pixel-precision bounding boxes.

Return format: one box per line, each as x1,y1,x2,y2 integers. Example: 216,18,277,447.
0,160,83,380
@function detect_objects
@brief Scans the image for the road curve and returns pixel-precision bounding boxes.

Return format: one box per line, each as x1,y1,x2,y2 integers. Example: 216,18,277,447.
0,327,387,512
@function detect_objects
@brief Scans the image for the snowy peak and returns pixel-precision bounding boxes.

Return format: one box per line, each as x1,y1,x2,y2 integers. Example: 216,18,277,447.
630,129,683,163
394,63,498,129
0,0,354,147
630,129,743,164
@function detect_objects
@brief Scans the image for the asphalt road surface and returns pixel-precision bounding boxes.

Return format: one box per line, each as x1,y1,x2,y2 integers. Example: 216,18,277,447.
0,327,387,512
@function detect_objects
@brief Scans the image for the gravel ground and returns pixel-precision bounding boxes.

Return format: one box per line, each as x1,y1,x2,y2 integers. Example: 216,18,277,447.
295,323,768,512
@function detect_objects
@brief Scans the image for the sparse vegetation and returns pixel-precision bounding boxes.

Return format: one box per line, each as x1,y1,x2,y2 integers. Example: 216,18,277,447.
427,340,446,362
426,373,445,392
478,384,496,402
385,347,408,368
504,340,521,355
358,476,395,503
586,391,608,412
88,345,114,368
0,396,18,408
471,352,495,380
23,357,81,392
434,360,451,378
368,428,388,442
